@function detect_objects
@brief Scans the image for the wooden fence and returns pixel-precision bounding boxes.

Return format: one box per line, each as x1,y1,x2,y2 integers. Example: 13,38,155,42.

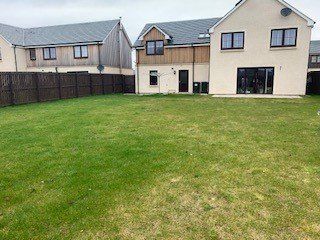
0,72,135,107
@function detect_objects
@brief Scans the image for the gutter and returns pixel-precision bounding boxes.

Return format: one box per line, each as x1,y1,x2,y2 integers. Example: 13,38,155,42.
22,41,104,49
134,43,210,50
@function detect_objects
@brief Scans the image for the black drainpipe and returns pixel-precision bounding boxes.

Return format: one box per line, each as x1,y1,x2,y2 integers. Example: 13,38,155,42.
13,45,18,72
97,42,102,73
192,44,195,93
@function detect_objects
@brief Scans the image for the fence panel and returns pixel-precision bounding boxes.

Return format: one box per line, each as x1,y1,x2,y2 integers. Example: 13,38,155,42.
90,74,103,95
60,73,77,99
0,74,11,107
124,75,136,93
0,72,135,107
38,73,60,102
12,73,38,104
77,73,91,97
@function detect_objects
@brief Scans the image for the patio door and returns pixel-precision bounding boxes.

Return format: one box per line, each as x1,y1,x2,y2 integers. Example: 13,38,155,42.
237,68,274,94
179,70,189,93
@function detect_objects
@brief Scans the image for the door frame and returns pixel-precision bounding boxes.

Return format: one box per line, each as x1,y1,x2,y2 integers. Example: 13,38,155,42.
179,70,189,93
237,67,275,94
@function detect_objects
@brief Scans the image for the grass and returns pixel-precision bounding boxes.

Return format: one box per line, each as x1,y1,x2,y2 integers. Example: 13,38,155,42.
0,94,319,239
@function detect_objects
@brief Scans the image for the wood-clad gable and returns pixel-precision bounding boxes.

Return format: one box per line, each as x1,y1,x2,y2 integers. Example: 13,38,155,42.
142,27,167,45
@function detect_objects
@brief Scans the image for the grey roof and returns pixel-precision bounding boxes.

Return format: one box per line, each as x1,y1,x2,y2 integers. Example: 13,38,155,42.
134,18,222,47
310,40,320,54
0,24,24,45
0,19,119,47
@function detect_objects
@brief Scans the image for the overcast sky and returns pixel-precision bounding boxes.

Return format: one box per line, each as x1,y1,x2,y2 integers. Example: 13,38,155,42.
0,0,319,42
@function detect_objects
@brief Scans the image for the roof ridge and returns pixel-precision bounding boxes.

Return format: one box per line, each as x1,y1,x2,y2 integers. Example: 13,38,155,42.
0,22,23,29
25,19,120,30
147,17,222,26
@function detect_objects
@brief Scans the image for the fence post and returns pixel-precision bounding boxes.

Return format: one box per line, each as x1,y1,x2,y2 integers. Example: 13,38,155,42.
101,74,105,95
75,73,79,98
33,73,40,102
57,73,62,99
89,74,93,95
113,75,116,94
8,73,15,105
122,75,125,94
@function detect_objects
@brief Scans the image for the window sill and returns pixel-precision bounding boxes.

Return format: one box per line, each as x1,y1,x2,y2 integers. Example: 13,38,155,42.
270,46,297,51
220,49,245,53
149,85,159,87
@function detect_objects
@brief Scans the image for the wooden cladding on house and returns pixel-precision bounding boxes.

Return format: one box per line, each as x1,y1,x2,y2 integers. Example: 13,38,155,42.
137,46,210,65
26,45,100,68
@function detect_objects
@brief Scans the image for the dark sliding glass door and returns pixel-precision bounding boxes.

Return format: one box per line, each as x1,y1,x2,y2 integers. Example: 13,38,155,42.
237,68,274,94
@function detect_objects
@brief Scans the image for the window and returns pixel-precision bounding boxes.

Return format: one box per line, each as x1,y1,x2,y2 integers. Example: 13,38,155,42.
271,28,297,47
150,71,158,85
311,56,317,63
43,47,56,60
155,41,164,55
311,56,320,63
30,49,36,61
221,32,244,50
198,33,210,39
0,48,2,60
74,45,88,58
146,41,164,55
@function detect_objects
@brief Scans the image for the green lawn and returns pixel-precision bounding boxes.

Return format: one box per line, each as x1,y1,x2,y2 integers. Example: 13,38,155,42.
0,95,319,239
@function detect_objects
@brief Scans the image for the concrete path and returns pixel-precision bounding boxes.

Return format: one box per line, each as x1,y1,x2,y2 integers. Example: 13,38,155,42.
212,94,302,99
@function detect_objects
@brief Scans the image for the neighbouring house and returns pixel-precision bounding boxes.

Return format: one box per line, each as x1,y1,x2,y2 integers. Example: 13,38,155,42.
309,41,320,72
307,40,320,94
134,0,315,95
0,19,133,74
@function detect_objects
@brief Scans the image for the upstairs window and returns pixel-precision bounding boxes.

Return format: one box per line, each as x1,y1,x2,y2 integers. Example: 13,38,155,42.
221,32,244,50
150,70,158,85
43,47,56,60
30,48,36,61
271,28,297,47
0,47,2,60
311,55,320,63
198,33,210,39
146,41,164,55
74,45,88,58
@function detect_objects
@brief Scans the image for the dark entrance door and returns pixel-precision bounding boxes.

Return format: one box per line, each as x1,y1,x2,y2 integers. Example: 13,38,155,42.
307,71,320,95
237,68,274,94
179,70,189,93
